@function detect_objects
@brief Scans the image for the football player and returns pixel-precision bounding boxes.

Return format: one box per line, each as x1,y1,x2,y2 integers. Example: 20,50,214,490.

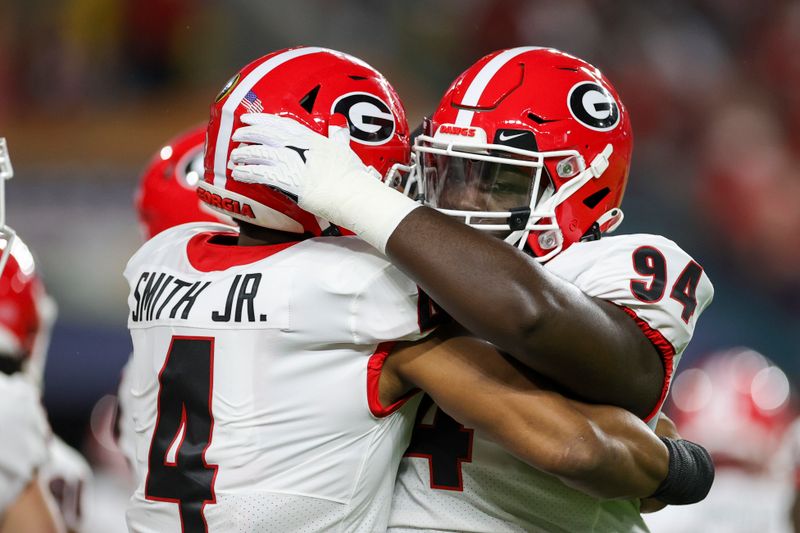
0,236,63,533
21,258,91,533
124,47,709,533
228,47,715,531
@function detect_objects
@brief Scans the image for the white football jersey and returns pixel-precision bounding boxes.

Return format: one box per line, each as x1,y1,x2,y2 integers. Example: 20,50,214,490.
123,223,429,533
0,373,49,515
389,234,714,533
116,357,137,474
39,435,92,532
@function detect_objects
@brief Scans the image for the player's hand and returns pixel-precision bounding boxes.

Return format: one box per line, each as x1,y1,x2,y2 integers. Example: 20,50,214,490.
230,113,420,252
230,113,377,221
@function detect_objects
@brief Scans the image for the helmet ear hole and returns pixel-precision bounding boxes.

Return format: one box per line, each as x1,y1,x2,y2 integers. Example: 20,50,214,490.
299,85,321,113
582,187,610,209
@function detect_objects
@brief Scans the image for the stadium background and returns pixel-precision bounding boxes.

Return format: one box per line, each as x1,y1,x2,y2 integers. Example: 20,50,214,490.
2,0,799,531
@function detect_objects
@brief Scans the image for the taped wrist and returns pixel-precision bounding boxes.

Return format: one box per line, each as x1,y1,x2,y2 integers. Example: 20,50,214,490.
301,156,420,253
650,437,715,505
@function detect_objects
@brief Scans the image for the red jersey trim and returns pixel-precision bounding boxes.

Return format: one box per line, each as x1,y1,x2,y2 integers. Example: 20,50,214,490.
186,231,302,272
617,305,677,423
367,342,419,418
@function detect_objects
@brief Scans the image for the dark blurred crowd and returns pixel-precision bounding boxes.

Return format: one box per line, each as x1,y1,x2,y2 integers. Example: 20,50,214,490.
2,0,799,298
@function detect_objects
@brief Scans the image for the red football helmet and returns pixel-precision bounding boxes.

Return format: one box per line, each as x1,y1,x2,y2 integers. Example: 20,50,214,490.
0,236,55,387
201,46,410,235
135,125,232,240
668,348,795,470
413,47,633,261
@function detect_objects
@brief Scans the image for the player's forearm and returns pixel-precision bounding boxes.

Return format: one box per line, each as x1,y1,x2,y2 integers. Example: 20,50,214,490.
556,404,669,500
474,390,667,500
386,208,663,416
430,365,664,501
386,207,554,358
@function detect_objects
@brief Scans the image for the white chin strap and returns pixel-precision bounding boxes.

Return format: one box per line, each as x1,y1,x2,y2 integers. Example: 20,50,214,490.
521,143,615,261
0,138,17,277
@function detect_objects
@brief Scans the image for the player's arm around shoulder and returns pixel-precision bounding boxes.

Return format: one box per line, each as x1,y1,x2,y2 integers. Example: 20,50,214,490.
385,211,713,419
380,323,670,500
522,232,714,418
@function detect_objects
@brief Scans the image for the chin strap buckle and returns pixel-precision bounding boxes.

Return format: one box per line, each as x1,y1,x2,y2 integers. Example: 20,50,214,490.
508,207,531,231
321,224,341,237
596,208,624,234
589,144,613,178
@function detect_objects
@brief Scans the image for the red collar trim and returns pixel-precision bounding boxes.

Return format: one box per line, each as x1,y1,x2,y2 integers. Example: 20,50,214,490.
186,231,302,272
616,305,677,424
367,342,420,417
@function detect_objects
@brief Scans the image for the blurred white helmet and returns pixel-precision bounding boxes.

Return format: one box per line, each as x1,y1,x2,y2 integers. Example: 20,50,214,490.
669,348,794,470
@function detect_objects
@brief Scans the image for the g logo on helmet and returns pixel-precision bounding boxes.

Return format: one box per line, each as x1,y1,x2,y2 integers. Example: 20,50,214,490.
567,81,620,131
331,92,395,145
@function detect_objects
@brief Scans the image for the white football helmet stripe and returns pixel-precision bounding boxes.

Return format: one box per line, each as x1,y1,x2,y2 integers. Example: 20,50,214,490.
454,46,544,127
213,46,331,188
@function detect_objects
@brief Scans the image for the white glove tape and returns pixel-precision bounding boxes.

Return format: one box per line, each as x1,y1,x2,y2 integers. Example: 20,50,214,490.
301,160,420,253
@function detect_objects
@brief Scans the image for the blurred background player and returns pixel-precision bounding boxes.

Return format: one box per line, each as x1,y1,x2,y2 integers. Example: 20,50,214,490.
646,348,795,533
0,233,63,533
135,125,232,241
24,265,92,533
781,403,800,533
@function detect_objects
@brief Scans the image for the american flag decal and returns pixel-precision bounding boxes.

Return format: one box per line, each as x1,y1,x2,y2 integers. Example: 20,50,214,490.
241,90,264,114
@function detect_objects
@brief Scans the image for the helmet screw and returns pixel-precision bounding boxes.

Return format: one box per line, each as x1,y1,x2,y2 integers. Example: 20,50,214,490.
538,231,558,250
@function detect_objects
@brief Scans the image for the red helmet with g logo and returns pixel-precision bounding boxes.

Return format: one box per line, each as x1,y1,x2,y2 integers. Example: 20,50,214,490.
201,46,410,235
135,125,232,240
415,47,633,261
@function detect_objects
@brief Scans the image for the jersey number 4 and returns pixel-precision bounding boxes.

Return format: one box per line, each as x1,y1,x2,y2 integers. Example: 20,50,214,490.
630,246,703,323
145,336,217,533
404,395,474,491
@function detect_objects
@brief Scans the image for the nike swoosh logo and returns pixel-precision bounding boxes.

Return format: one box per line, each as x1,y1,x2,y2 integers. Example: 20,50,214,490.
498,131,527,141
